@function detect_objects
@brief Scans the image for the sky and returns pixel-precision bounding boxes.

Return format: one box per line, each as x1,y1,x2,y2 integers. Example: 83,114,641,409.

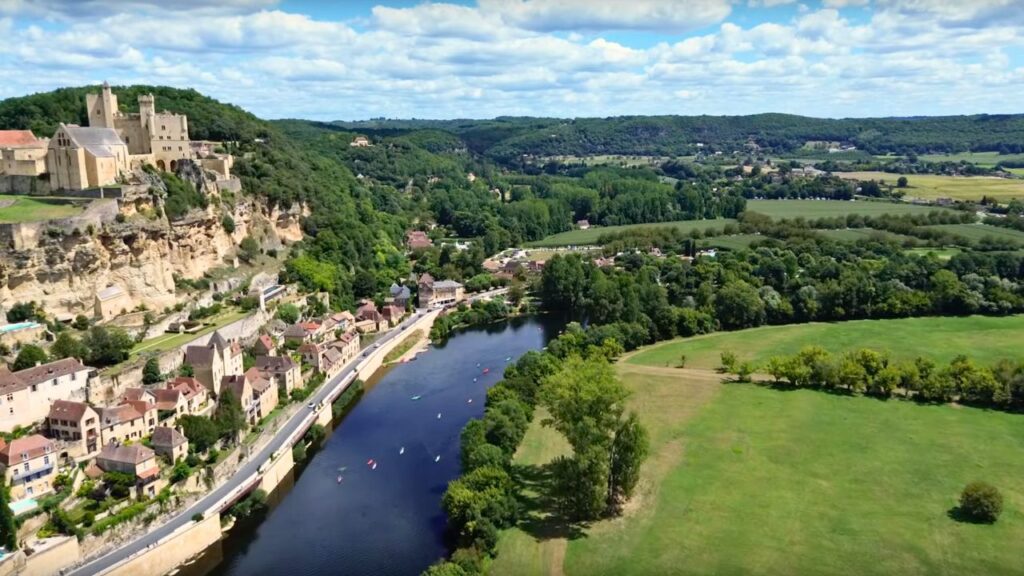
0,0,1022,120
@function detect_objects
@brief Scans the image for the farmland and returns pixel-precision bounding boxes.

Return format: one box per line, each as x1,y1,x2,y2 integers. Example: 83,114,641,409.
0,194,84,223
525,219,735,247
836,171,1024,201
922,223,1024,245
919,151,1024,166
816,227,917,244
626,315,1024,370
745,198,944,219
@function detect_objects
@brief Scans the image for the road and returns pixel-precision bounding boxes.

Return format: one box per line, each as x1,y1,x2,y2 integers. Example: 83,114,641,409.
69,309,437,576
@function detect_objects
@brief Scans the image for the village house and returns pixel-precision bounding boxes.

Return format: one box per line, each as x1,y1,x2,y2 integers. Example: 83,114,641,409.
418,274,465,308
151,388,189,422
220,374,253,421
0,130,48,176
576,219,591,230
0,358,93,433
223,369,279,425
184,331,243,395
253,334,276,357
406,230,433,250
150,426,188,463
93,285,132,321
322,311,355,335
46,400,101,459
356,300,385,332
350,135,371,147
283,321,324,345
254,355,302,396
96,443,162,496
389,283,412,309
321,347,345,379
0,435,56,500
98,403,147,445
381,303,405,327
166,377,210,415
330,331,361,366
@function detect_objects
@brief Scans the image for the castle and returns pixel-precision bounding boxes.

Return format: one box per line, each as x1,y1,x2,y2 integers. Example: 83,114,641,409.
46,83,200,191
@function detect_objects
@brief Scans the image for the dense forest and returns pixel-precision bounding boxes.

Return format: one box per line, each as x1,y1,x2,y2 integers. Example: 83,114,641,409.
332,113,1024,161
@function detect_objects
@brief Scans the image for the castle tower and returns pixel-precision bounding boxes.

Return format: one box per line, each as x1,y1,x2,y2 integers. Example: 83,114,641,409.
138,94,155,131
85,82,118,129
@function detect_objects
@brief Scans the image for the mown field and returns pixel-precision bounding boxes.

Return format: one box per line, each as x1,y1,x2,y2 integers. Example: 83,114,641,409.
526,219,736,247
745,199,943,219
816,227,917,243
494,325,1024,575
0,195,84,223
626,315,1024,370
919,151,1024,166
836,172,1024,201
922,223,1024,244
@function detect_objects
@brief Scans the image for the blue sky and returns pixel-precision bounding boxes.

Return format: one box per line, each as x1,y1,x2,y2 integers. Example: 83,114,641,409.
0,0,1021,120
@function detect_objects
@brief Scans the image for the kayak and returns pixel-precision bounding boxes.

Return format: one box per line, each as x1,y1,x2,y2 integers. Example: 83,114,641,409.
410,395,422,401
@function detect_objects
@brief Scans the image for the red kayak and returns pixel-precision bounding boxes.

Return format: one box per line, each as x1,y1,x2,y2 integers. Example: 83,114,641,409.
482,368,490,374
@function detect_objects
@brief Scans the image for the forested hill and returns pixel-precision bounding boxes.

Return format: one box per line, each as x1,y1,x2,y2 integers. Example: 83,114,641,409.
332,113,1024,161
0,86,411,311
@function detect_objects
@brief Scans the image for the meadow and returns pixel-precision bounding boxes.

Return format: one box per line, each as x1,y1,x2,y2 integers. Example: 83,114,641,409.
922,223,1024,245
526,219,735,247
745,198,943,219
919,151,1024,166
493,324,1024,575
836,172,1024,201
816,227,917,244
0,194,84,223
626,315,1024,370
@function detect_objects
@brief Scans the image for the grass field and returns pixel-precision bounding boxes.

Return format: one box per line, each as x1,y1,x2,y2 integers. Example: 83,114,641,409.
0,195,84,223
125,309,249,362
919,151,1024,167
816,227,917,243
905,247,962,260
699,234,763,250
494,359,1024,575
922,223,1024,245
836,172,1024,202
746,199,943,219
627,315,1024,370
526,219,736,247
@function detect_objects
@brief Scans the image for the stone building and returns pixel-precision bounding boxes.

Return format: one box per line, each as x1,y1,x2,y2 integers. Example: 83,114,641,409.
0,130,48,176
46,400,100,459
46,124,130,191
150,426,188,463
418,274,465,308
0,435,56,501
0,358,93,433
184,331,243,395
94,284,132,321
86,83,192,171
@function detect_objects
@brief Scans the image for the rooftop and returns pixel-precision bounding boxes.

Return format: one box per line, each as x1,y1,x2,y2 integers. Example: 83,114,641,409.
0,434,52,466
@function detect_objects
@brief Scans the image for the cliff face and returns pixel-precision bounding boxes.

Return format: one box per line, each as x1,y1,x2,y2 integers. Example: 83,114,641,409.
0,166,303,319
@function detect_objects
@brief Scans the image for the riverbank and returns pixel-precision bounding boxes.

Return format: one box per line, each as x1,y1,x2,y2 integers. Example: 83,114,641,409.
70,310,442,576
177,314,568,576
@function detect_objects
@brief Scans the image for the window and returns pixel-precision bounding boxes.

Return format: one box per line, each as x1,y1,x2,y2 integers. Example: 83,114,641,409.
22,462,29,473
30,385,37,392
43,455,49,465
52,379,58,386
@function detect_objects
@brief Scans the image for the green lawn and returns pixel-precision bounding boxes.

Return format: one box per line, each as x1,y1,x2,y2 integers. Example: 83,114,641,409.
699,234,763,250
816,227,918,243
919,151,1024,167
562,369,1024,576
526,219,736,247
745,199,943,219
0,195,84,223
836,172,1024,202
126,309,249,360
922,223,1024,245
627,315,1024,370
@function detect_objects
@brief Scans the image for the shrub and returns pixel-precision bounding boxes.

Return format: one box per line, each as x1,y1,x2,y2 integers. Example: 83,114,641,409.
192,513,204,522
959,481,1003,523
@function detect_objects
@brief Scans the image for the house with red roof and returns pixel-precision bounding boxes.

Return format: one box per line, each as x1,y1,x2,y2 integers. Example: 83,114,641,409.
0,130,48,177
0,435,56,500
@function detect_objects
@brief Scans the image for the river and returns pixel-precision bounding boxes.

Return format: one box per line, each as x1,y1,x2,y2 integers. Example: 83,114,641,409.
178,314,567,576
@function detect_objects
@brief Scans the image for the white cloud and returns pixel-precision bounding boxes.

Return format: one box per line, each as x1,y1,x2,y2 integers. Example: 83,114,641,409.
480,0,732,33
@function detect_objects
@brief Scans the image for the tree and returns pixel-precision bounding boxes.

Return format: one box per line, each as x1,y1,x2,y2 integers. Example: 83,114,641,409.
5,301,42,323
179,363,195,377
82,326,134,366
958,481,1003,523
0,477,16,550
213,389,247,442
540,356,628,452
897,176,909,188
465,443,506,472
50,332,88,361
179,415,219,453
422,561,469,576
12,344,47,371
714,280,765,329
276,303,300,325
221,215,236,233
142,357,162,385
171,461,192,483
72,314,90,331
609,413,649,505
238,236,260,263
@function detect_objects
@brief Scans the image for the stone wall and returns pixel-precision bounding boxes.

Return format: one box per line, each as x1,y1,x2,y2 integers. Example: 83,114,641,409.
96,512,222,576
0,175,50,195
0,198,119,251
22,536,80,576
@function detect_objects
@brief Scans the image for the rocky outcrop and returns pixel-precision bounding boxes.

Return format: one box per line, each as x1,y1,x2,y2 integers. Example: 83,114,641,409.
0,165,294,320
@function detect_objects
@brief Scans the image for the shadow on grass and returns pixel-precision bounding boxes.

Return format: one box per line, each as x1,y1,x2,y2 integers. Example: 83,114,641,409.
513,462,589,542
946,506,997,525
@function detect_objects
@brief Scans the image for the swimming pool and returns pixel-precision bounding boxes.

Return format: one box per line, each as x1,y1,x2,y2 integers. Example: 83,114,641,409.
0,321,40,333
9,498,38,516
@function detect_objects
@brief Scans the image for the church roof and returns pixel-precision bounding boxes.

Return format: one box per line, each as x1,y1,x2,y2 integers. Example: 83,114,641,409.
62,125,125,158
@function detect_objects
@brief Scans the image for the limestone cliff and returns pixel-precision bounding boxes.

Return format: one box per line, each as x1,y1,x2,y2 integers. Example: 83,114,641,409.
0,164,304,320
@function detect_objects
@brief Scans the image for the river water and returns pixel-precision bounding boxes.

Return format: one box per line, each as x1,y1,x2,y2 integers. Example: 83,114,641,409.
179,314,566,576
